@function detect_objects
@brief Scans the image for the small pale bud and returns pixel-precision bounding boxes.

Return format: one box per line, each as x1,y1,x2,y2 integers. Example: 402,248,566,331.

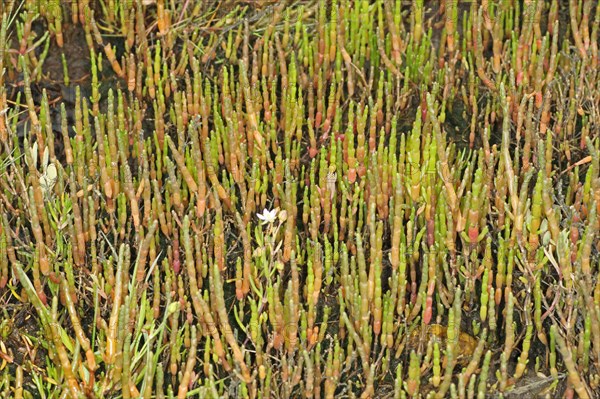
278,210,287,222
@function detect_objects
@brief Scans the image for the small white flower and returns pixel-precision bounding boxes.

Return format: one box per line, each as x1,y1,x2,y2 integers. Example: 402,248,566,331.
257,208,279,225
24,140,57,198
40,162,57,197
38,146,57,197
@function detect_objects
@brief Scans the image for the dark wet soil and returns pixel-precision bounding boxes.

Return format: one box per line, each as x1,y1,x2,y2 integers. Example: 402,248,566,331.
0,303,47,394
5,19,122,162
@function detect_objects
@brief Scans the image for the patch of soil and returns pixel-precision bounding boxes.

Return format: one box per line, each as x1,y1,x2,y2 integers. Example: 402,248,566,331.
5,18,122,162
0,303,47,394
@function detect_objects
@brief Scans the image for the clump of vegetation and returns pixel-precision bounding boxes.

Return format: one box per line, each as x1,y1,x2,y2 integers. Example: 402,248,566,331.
0,0,599,397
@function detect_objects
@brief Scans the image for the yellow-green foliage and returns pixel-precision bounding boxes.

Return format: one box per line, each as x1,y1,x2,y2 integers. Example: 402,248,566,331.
0,0,599,398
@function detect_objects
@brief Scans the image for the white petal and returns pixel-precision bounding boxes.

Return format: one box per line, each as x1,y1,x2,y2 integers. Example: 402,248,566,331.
32,141,38,169
46,164,57,181
42,146,49,169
